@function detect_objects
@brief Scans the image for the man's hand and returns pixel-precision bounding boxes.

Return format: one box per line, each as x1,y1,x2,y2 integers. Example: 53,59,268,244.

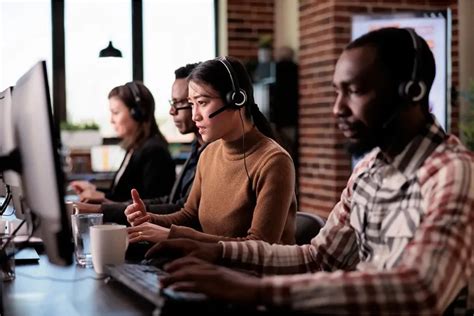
79,189,105,203
74,202,101,214
145,238,222,264
161,257,263,305
124,189,151,226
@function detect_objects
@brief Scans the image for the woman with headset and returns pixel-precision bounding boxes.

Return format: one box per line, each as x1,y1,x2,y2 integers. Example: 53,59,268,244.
70,81,175,203
125,57,296,245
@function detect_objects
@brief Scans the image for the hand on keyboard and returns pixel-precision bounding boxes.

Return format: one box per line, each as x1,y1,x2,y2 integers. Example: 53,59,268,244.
140,256,175,269
106,263,207,304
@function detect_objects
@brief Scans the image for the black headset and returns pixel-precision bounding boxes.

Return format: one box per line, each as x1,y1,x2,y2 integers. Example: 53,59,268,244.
398,28,427,103
208,57,248,119
218,57,248,109
125,82,145,122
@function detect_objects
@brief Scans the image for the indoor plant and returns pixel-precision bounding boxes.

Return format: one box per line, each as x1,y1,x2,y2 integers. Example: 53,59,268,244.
460,80,474,151
61,121,102,149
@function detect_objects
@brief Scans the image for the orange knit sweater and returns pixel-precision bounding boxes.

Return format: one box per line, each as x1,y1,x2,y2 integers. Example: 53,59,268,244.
151,127,296,244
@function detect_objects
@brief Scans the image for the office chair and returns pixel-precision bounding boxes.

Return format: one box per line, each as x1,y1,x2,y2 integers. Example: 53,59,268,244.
295,212,326,245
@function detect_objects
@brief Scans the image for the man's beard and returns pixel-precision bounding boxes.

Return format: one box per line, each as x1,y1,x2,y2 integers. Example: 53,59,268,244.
344,123,389,157
344,137,377,157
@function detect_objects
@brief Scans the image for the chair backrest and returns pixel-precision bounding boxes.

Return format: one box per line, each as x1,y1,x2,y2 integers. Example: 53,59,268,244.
295,212,326,245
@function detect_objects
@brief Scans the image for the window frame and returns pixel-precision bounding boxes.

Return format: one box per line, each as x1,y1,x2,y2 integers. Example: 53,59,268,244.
51,0,219,136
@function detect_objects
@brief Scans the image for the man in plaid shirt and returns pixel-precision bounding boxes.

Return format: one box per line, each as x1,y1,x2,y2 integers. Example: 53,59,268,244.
148,28,474,314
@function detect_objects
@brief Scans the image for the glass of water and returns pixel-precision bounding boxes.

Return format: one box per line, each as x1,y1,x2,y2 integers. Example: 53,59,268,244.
1,235,15,281
71,213,103,267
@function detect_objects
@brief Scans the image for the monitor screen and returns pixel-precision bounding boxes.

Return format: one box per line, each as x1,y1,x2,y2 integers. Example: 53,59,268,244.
11,61,73,265
0,87,21,188
1,87,34,233
0,87,11,153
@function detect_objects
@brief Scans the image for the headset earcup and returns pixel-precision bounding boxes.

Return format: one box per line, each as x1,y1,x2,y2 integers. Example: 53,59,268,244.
398,81,409,100
399,80,426,102
234,89,247,108
130,107,143,122
226,89,247,109
226,91,236,108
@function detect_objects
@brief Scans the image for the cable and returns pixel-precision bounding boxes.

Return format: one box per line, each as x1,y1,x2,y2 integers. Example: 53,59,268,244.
0,185,12,215
0,218,26,254
1,207,39,262
16,271,107,282
238,109,251,184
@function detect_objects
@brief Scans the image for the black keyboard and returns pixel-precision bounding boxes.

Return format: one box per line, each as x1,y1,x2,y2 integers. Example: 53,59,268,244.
105,263,207,306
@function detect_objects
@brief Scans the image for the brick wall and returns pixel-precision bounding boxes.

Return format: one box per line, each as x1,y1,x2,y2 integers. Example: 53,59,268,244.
226,0,459,218
227,0,274,61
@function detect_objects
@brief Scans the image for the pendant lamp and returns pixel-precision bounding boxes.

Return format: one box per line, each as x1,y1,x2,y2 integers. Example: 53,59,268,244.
99,41,122,58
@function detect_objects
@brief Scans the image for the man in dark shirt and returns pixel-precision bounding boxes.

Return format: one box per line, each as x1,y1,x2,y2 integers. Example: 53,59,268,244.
75,63,205,224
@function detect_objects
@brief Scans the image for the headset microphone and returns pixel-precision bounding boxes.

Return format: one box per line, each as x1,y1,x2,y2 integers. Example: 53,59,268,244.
382,106,401,130
208,104,230,119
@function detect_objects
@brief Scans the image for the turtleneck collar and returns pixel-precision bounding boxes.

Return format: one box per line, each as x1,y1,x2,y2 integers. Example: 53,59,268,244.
221,126,264,161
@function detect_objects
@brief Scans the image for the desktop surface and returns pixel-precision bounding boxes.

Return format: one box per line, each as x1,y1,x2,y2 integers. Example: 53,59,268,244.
2,254,283,316
66,171,115,191
2,254,156,315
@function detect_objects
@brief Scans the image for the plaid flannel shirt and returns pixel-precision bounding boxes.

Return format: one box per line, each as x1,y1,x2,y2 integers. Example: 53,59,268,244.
220,119,474,315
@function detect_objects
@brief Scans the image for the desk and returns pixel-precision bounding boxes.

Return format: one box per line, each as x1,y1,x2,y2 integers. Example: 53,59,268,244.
2,255,156,315
2,255,274,316
67,172,115,191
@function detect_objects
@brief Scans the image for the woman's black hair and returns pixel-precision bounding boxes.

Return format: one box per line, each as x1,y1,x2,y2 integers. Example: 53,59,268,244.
188,56,275,140
108,81,168,150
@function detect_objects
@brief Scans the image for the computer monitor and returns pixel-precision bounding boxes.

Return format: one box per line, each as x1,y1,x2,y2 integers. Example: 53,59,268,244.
0,87,33,227
7,61,73,265
0,87,12,154
0,87,19,215
1,87,21,186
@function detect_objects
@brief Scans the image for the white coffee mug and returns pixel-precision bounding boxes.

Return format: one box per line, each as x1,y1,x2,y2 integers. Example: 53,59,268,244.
90,225,128,274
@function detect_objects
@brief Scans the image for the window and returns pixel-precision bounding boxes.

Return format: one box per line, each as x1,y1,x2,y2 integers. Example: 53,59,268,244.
143,0,216,142
65,0,132,137
0,0,52,92
1,0,216,141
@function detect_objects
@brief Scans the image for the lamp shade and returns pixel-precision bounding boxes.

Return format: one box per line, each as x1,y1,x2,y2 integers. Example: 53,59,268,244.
99,41,122,58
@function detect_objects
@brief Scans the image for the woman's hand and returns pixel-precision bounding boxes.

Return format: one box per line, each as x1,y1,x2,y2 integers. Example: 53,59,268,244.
70,180,96,194
79,189,105,203
127,222,170,243
124,189,151,226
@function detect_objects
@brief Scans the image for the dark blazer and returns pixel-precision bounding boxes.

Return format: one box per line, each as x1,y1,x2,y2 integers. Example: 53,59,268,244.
162,139,205,208
105,136,175,202
101,140,207,224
